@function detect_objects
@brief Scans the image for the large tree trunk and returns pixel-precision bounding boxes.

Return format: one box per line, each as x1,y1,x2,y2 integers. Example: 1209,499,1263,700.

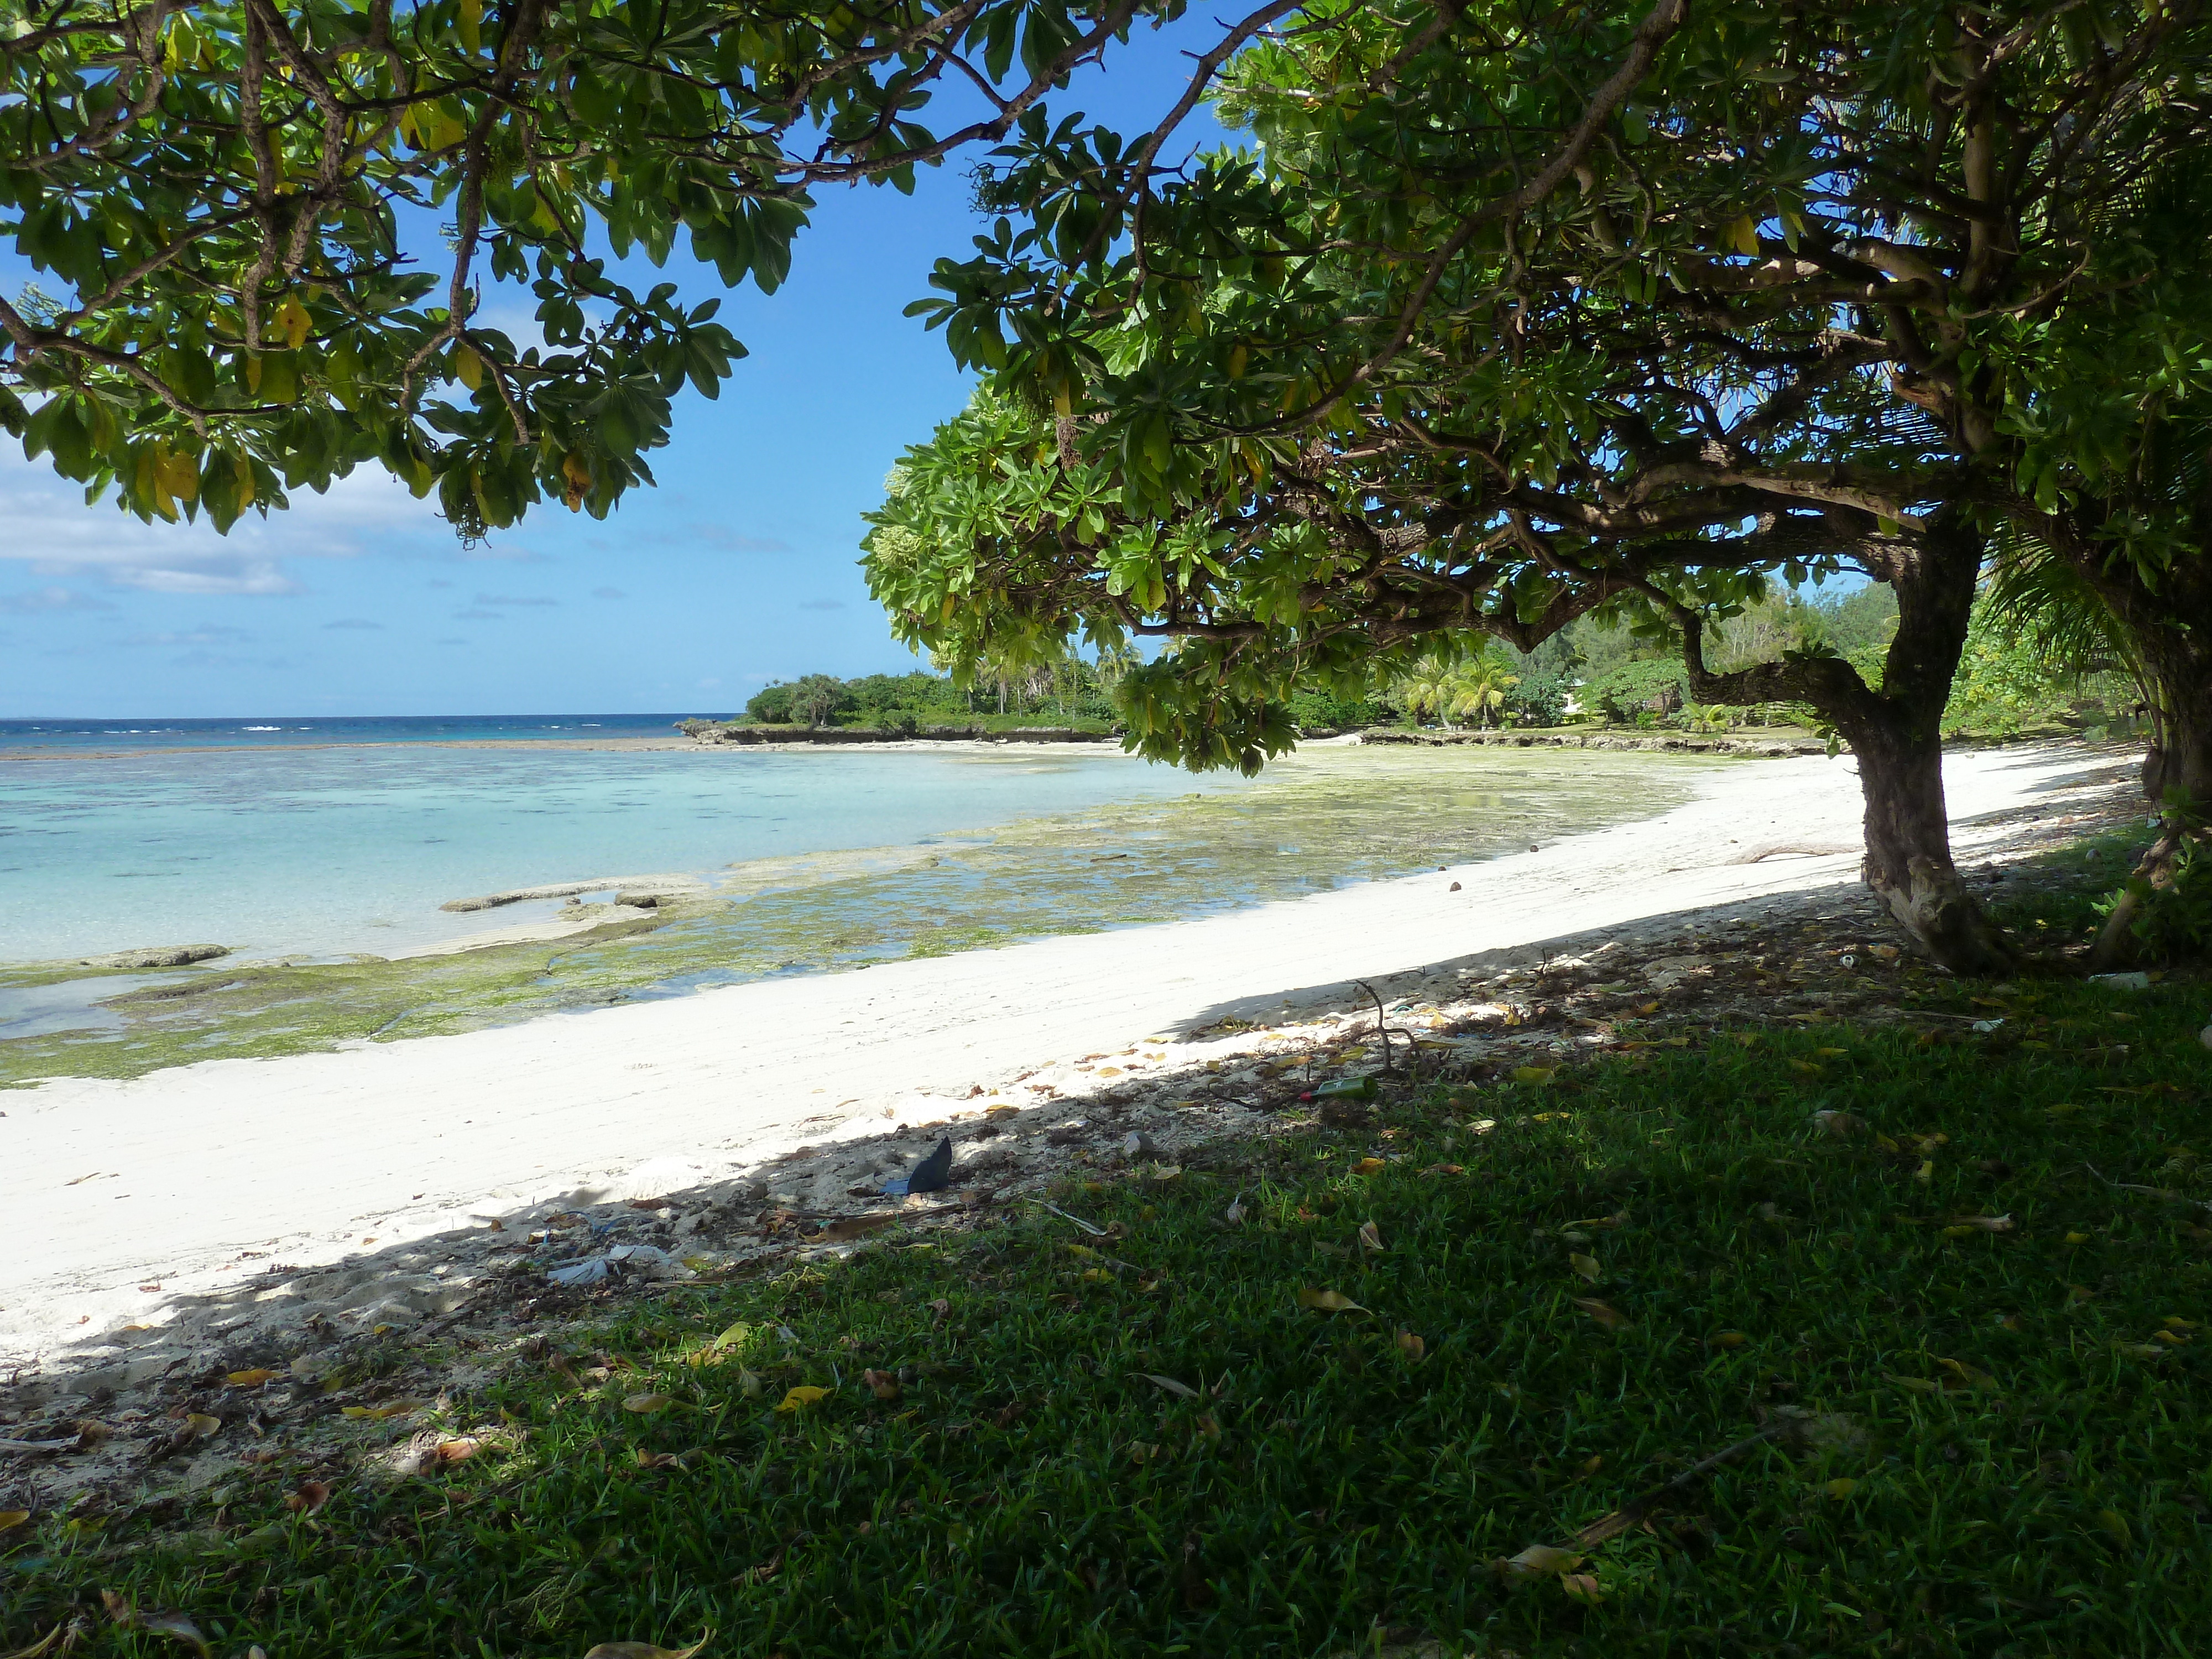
2071,551,2212,967
1672,512,2016,975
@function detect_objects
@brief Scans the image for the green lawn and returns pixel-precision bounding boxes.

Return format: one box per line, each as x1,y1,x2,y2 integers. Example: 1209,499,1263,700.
6,977,2210,1658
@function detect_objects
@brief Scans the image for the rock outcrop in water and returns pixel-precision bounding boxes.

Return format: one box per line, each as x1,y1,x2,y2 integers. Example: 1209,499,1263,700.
75,943,230,970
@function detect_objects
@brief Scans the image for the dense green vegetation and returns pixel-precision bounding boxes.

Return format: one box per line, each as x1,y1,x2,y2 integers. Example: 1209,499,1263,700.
9,966,2209,1658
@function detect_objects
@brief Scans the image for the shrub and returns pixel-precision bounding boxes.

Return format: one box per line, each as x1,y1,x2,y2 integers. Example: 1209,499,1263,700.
745,684,796,723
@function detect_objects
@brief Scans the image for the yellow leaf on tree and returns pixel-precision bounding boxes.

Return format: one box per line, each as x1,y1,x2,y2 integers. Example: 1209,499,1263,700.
273,294,311,350
1296,1288,1368,1314
1723,215,1761,255
774,1386,830,1413
453,345,484,390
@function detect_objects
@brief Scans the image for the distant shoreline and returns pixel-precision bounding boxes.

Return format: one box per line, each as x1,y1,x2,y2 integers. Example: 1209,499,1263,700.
0,724,1830,763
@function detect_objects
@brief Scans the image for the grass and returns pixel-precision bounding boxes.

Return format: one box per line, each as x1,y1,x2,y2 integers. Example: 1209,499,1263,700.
7,974,2210,1658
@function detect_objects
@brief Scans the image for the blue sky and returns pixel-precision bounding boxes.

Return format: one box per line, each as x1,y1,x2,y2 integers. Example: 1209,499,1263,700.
0,24,1234,718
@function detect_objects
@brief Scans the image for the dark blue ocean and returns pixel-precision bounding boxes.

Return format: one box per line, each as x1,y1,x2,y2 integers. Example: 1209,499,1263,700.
0,713,722,753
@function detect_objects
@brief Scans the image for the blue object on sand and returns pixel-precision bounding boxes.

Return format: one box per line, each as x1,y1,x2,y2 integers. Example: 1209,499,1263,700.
883,1136,953,1197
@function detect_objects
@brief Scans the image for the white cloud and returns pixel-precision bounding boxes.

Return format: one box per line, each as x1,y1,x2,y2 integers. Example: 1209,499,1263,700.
0,450,440,596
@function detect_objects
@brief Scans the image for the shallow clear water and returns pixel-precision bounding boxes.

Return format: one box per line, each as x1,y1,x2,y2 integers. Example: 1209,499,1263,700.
0,744,1258,963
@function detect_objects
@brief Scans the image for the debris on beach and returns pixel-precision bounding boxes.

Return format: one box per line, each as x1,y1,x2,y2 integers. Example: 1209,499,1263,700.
545,1243,691,1288
882,1136,952,1197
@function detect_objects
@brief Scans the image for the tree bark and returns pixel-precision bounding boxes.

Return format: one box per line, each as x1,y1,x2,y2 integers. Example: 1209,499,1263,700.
1670,513,2016,974
2068,549,2212,967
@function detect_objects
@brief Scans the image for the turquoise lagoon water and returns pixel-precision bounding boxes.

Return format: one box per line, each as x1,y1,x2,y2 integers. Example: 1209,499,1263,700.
0,740,1259,964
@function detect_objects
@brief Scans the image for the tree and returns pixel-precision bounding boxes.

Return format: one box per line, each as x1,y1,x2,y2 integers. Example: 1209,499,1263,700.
0,0,1203,536
869,0,2212,970
786,672,851,726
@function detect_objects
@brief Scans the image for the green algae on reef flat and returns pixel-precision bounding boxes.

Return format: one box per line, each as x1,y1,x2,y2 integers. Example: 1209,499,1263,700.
0,745,1715,1088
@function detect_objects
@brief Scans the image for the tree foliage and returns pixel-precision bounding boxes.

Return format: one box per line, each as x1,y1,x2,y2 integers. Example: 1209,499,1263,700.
0,0,1191,535
866,0,2212,771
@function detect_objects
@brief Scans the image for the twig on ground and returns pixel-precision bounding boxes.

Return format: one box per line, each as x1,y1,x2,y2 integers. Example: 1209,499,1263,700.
1564,1422,1791,1548
1354,978,1405,1074
2083,1164,2212,1214
1029,1199,1108,1237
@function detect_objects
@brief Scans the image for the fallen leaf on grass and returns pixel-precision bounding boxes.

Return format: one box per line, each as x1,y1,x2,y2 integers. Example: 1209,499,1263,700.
1495,1543,1583,1579
1560,1572,1604,1604
182,1413,222,1438
710,1321,752,1351
283,1479,331,1514
1358,1220,1384,1254
0,1628,64,1659
339,1401,419,1422
1937,1358,1996,1390
582,1635,712,1659
101,1596,210,1658
1953,1214,2015,1233
432,1436,482,1463
2064,1232,2091,1246
1710,1332,1748,1349
774,1386,830,1413
1571,1298,1628,1331
224,1369,279,1388
1140,1373,1201,1400
1353,1157,1387,1176
622,1394,677,1415
862,1369,902,1401
1395,1330,1426,1361
1512,1066,1556,1086
1824,1478,1860,1499
2115,1342,2167,1360
634,1449,695,1471
1297,1289,1368,1314
1568,1253,1601,1282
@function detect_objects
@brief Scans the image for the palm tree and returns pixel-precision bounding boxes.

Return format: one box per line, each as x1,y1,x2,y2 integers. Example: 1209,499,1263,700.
1447,659,1520,728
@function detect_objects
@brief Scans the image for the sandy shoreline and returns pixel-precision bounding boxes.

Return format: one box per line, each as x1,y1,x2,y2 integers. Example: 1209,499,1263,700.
0,742,2128,1371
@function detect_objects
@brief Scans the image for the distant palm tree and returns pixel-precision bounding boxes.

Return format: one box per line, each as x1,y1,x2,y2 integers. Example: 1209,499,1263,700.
1447,659,1520,728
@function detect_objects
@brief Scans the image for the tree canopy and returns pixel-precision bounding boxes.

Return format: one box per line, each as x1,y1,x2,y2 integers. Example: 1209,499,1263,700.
862,0,2212,964
0,0,1199,534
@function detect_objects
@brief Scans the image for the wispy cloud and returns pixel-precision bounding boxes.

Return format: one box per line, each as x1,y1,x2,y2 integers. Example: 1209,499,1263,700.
0,586,116,614
323,618,384,630
0,450,436,596
122,626,253,648
473,591,557,607
591,586,626,600
451,607,504,622
169,648,294,670
435,636,468,646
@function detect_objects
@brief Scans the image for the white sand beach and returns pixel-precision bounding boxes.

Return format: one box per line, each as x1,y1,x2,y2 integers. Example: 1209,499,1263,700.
0,742,2128,1371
